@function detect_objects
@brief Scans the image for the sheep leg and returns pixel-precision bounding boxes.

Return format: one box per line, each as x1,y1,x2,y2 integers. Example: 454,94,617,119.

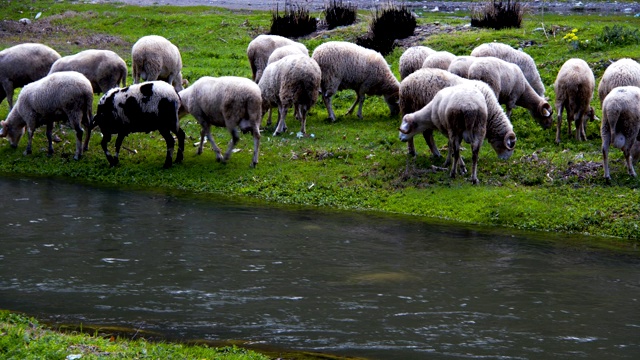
448,137,459,179
174,127,185,164
101,133,117,167
470,140,481,185
345,93,365,119
45,122,55,156
266,108,273,127
223,128,240,163
203,126,223,162
72,121,84,160
574,110,584,141
5,85,15,110
24,126,35,156
297,105,307,134
406,138,416,157
625,141,638,177
322,94,336,122
273,104,288,136
112,133,128,167
423,130,442,158
158,129,175,169
555,102,564,144
251,127,261,168
602,122,611,180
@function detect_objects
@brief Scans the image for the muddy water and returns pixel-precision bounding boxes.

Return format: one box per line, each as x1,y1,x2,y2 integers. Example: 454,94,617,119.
1,176,639,359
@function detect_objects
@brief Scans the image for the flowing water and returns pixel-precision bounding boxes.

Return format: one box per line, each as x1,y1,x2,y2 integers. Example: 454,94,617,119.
1,176,639,359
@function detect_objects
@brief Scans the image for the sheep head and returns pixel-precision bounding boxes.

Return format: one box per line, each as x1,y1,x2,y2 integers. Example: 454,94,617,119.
385,92,400,117
531,102,553,129
398,115,417,142
489,130,517,160
0,120,24,148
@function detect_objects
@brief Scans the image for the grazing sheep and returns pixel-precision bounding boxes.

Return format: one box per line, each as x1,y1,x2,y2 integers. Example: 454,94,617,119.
399,85,488,184
399,45,436,80
447,56,477,78
421,51,457,70
312,41,400,121
92,81,185,169
597,58,640,106
601,86,640,179
399,68,516,162
0,43,61,110
267,44,309,65
554,58,596,143
467,56,553,128
247,34,308,83
471,42,545,97
131,35,184,92
49,49,127,94
0,71,93,160
179,76,262,168
259,54,321,136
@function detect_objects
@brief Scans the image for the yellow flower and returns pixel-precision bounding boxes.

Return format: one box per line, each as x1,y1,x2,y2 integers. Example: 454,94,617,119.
572,28,578,33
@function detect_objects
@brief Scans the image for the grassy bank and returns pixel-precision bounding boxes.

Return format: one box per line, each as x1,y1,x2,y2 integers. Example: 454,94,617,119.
0,1,639,245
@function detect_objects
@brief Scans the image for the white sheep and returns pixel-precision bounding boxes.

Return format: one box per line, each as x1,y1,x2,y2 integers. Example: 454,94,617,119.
399,68,516,162
267,44,309,65
553,58,596,144
447,56,477,78
92,81,185,168
601,86,640,179
259,54,321,136
597,58,640,106
49,49,127,94
467,56,553,128
131,35,184,92
247,34,308,83
0,71,93,160
421,50,457,70
0,42,61,110
471,42,546,97
311,41,400,121
399,85,488,184
179,76,262,168
399,45,436,80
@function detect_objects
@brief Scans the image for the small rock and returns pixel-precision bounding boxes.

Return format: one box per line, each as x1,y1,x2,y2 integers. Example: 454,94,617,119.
19,18,31,25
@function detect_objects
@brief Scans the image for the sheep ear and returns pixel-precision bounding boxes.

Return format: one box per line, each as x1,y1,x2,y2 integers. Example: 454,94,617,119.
504,131,517,150
540,103,552,117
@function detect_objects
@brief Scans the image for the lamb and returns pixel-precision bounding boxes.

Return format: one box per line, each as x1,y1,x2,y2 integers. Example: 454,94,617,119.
311,41,400,121
91,81,185,169
0,71,93,160
131,35,184,92
0,42,61,110
399,68,516,162
447,56,477,78
247,34,309,83
600,86,640,179
553,58,596,143
467,56,553,128
49,49,127,94
597,58,640,106
179,76,262,168
421,51,457,70
399,85,487,184
259,54,321,136
471,42,545,97
398,45,436,80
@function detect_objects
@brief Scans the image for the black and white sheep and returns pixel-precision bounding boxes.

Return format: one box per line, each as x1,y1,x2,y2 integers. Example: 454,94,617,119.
131,35,184,92
597,58,640,106
247,34,309,83
399,68,517,162
601,86,640,179
49,49,127,94
91,81,185,169
179,76,262,168
467,56,553,128
421,50,457,70
259,54,321,136
0,42,61,110
399,85,488,184
471,42,546,97
0,71,93,160
553,58,596,143
311,41,400,121
398,45,436,80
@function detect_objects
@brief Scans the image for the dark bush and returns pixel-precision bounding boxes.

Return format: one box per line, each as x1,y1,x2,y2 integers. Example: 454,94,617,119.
324,0,358,30
270,3,317,38
356,2,416,56
471,0,524,30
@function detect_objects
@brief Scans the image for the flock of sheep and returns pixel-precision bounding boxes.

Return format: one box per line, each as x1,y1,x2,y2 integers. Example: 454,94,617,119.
0,33,639,182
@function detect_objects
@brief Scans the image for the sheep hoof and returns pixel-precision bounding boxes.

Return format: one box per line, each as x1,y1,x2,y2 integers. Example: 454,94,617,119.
471,178,479,185
23,149,32,156
250,161,257,168
73,154,81,161
175,152,184,164
163,161,173,169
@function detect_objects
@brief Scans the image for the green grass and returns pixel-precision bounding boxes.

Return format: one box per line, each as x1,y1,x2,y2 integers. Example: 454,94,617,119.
0,310,269,360
0,1,639,247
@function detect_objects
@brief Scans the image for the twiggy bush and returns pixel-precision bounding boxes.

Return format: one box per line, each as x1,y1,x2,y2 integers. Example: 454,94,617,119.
356,2,416,55
324,0,358,30
270,3,317,38
471,0,524,30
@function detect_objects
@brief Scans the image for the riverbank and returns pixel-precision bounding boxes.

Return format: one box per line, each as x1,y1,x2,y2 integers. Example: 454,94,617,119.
1,1,639,244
